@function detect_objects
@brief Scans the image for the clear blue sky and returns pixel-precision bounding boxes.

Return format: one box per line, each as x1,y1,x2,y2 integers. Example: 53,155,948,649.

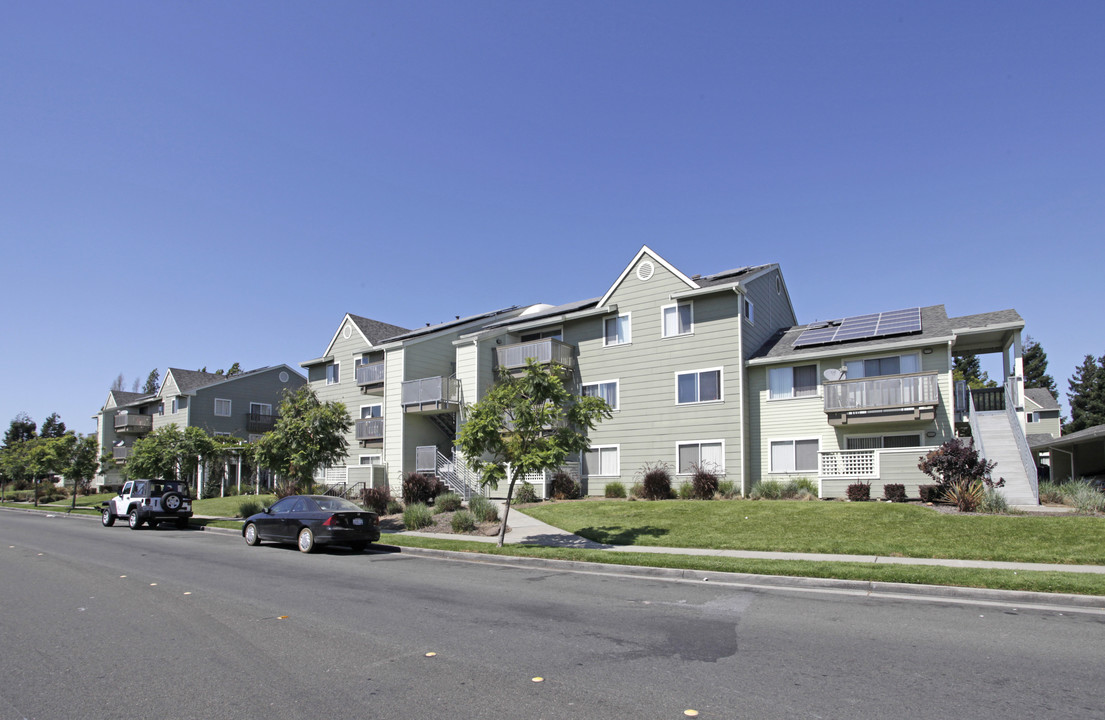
2,1,1102,435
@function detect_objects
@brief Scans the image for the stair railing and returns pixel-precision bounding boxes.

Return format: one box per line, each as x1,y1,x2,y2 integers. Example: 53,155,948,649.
1003,378,1038,503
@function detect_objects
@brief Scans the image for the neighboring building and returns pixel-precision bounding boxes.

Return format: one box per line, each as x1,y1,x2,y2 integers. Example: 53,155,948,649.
1024,388,1062,439
94,365,305,490
1030,424,1105,484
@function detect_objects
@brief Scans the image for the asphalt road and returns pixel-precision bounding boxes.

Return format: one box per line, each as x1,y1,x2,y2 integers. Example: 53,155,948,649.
1,510,1102,720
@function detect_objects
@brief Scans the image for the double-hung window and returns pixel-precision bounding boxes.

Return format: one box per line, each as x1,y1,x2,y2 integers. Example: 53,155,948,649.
744,297,755,324
582,380,619,411
361,404,382,419
604,314,630,346
584,446,619,477
677,441,724,474
770,439,819,473
326,362,340,385
768,365,818,400
676,369,721,404
661,303,693,338
845,354,919,378
214,398,232,417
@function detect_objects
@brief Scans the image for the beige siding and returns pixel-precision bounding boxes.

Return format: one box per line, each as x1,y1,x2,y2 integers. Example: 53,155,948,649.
383,349,406,492
820,448,938,499
741,269,796,361
311,319,379,471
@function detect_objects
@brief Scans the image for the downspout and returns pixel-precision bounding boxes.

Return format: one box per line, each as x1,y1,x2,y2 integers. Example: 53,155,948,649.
733,287,749,498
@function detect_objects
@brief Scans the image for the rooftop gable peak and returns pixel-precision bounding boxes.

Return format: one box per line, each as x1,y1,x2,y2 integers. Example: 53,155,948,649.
597,245,699,308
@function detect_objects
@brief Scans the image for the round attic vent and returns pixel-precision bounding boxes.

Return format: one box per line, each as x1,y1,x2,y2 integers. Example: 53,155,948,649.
279,371,290,383
636,260,655,281
342,324,353,339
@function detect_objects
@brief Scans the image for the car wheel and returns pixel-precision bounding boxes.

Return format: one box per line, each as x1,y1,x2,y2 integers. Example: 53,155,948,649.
177,517,188,530
162,492,183,512
349,541,366,553
297,527,315,553
128,509,142,530
101,509,115,527
244,523,260,546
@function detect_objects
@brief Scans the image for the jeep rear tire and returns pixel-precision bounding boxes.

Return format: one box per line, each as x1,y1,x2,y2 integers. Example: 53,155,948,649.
101,509,115,527
162,492,183,512
128,508,142,530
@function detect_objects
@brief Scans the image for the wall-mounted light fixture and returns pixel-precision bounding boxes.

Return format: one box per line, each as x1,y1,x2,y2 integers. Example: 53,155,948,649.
923,348,933,354
925,431,937,438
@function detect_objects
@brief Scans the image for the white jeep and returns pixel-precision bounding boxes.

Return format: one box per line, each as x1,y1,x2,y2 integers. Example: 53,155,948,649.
101,479,193,530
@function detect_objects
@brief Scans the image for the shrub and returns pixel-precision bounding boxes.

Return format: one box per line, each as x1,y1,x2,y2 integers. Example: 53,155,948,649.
628,483,644,499
1037,481,1064,504
512,482,539,505
690,463,720,500
918,484,942,503
402,472,439,505
795,489,816,501
846,482,871,502
468,494,498,523
604,482,627,498
237,499,262,518
677,483,695,499
549,471,580,500
450,509,477,533
434,492,463,513
717,480,738,498
637,461,673,501
361,486,392,515
274,479,299,499
385,499,404,515
882,484,907,503
942,479,984,512
793,477,818,494
918,438,1003,493
1062,481,1105,514
402,502,433,530
978,488,1009,514
750,481,782,500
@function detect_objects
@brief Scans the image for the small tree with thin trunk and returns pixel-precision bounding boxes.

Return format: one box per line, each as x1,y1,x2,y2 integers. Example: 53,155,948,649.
457,359,611,547
251,386,352,493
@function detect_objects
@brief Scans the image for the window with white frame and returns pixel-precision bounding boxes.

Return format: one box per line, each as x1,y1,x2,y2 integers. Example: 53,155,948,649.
157,402,164,416
520,328,562,342
845,353,919,379
676,369,722,404
604,313,630,346
361,404,382,419
661,302,693,338
582,380,619,410
583,445,619,477
359,454,381,466
845,434,921,450
214,398,232,417
745,297,755,324
677,441,724,474
250,402,272,416
770,439,819,473
171,398,178,414
768,364,818,400
326,362,340,385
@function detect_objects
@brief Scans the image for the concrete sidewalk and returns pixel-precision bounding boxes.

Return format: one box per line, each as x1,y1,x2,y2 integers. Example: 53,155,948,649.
396,504,1105,576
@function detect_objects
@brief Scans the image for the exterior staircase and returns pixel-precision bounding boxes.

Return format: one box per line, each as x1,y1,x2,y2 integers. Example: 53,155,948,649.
967,379,1039,505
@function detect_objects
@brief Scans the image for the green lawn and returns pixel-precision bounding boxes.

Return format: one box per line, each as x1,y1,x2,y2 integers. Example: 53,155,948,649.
190,494,276,518
522,500,1105,565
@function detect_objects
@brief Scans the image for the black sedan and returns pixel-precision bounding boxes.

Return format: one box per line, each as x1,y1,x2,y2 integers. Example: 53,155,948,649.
242,495,380,553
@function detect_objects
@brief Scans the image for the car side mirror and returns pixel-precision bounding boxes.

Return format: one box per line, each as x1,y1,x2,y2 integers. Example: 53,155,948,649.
262,507,270,514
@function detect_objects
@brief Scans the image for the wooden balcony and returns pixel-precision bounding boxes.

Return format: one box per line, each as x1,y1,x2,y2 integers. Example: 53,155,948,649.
246,412,278,434
355,417,384,442
495,338,574,371
401,376,460,413
114,413,153,434
823,372,940,426
355,361,385,388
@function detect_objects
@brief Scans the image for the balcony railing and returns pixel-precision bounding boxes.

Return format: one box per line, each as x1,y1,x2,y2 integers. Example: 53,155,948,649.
355,361,385,387
246,412,278,434
824,372,940,413
114,414,153,433
819,450,879,479
401,376,460,409
495,338,574,371
355,417,384,442
113,447,131,462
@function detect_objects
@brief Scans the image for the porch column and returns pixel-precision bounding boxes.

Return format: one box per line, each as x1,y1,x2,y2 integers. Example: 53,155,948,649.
1009,330,1026,433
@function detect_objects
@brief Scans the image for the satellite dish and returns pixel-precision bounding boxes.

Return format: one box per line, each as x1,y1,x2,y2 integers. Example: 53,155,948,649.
824,368,843,382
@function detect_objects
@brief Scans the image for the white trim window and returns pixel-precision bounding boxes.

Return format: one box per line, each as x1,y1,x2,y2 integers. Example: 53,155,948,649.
676,368,722,404
661,302,693,338
326,362,340,385
845,353,920,378
582,380,619,411
520,328,562,342
360,404,382,419
677,440,724,475
768,364,818,400
359,454,382,466
171,398,178,414
745,297,755,324
770,438,819,473
604,313,631,346
583,445,619,477
157,402,164,416
214,398,232,417
250,402,272,416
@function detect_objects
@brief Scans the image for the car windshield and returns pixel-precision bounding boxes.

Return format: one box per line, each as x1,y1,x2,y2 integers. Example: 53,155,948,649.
314,497,364,512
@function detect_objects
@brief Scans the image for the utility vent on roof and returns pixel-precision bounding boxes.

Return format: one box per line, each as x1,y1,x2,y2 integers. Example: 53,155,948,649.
637,261,655,281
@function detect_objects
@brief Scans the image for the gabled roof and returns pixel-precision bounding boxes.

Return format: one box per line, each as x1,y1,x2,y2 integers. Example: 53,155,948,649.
348,314,410,345
1030,423,1105,450
692,263,774,288
166,368,227,393
103,390,155,411
1024,388,1060,411
596,245,699,307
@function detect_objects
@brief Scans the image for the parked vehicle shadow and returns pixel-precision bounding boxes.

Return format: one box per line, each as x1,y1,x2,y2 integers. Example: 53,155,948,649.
517,532,613,549
574,525,670,546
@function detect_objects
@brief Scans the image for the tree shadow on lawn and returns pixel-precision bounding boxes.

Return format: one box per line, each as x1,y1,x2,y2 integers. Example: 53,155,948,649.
575,525,671,546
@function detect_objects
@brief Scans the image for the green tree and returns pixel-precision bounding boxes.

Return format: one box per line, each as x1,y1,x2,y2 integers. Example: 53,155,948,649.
252,386,352,493
1022,336,1057,396
142,368,161,395
457,360,612,547
3,413,37,446
127,425,219,496
57,434,100,511
1065,354,1105,434
953,354,997,389
111,373,126,392
39,413,67,438
1,414,38,501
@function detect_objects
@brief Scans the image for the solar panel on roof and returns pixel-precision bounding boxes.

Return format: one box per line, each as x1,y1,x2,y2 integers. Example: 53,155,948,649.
792,307,922,348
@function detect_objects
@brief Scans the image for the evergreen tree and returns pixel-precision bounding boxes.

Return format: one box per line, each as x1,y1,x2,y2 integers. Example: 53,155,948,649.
3,413,37,446
953,354,997,389
1022,336,1057,395
111,373,126,392
1065,354,1105,433
39,413,67,438
142,368,160,395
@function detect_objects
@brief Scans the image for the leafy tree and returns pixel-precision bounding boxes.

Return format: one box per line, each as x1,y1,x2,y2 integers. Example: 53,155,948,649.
126,424,219,496
142,369,161,395
1022,336,1057,396
3,413,37,446
457,359,612,547
953,354,997,389
39,413,67,439
58,434,100,510
226,362,242,377
252,386,352,493
1065,354,1105,434
111,373,126,392
917,438,1001,512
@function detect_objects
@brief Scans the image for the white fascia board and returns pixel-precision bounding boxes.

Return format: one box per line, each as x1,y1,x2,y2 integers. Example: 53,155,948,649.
950,320,1025,335
669,282,745,300
300,356,334,368
746,335,956,366
597,245,699,308
320,313,376,359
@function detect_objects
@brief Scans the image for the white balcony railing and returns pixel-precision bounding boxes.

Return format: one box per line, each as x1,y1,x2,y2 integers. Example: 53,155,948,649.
401,376,460,408
355,417,384,441
824,372,940,413
355,361,385,386
495,338,574,371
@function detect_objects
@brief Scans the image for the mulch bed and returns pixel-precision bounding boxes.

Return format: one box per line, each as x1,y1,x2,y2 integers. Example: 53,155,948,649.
380,511,506,536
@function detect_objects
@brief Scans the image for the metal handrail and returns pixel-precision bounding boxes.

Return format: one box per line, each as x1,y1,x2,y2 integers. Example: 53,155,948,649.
1004,377,1038,502
401,376,460,407
823,372,940,412
495,338,574,370
355,362,385,385
355,417,385,441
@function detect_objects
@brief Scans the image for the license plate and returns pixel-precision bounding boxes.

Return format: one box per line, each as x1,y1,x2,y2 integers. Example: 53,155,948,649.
353,518,364,526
